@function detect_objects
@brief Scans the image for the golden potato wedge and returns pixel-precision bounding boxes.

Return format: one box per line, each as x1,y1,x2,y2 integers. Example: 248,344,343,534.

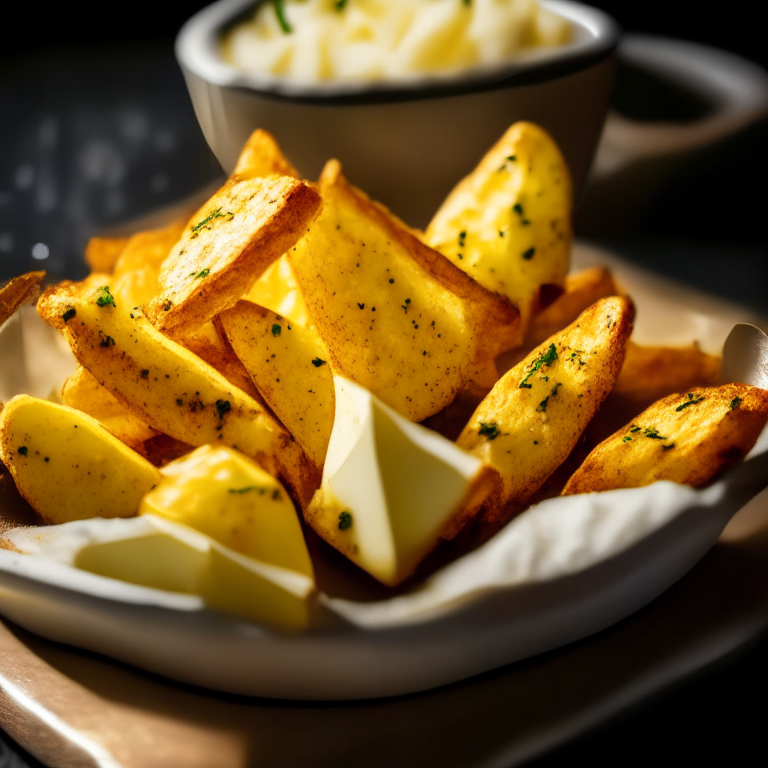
37,280,319,506
232,128,301,181
0,394,161,525
108,218,188,308
141,445,313,577
218,300,335,467
172,320,264,403
62,366,159,450
563,383,768,495
0,271,45,327
425,122,572,329
457,296,634,526
247,255,311,328
84,236,129,274
498,266,620,373
147,176,322,334
288,160,521,421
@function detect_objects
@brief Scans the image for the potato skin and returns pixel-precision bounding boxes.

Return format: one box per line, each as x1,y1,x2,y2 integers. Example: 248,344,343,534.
458,296,634,526
0,395,161,524
563,384,768,495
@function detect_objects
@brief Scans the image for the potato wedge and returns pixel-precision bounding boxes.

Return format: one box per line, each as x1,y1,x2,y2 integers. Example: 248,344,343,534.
37,281,319,506
172,320,264,403
563,384,768,494
141,445,314,577
84,236,129,274
218,300,335,467
498,266,620,373
0,394,161,524
457,296,634,526
147,176,322,333
288,160,520,421
425,122,572,329
0,271,45,327
232,128,301,181
247,255,311,328
62,366,160,451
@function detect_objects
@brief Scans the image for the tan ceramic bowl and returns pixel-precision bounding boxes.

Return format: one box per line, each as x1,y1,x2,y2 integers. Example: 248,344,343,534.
176,0,619,227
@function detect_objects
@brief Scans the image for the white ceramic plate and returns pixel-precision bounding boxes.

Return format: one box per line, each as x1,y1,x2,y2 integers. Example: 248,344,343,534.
1,243,767,701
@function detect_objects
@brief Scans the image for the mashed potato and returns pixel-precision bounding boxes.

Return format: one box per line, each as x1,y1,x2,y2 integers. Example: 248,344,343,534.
221,0,572,83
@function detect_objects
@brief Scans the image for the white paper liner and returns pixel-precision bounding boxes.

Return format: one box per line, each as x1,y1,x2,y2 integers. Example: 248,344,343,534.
1,242,767,698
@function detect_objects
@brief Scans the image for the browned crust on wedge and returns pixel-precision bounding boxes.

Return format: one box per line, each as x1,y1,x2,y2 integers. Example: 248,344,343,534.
0,271,45,327
147,176,322,333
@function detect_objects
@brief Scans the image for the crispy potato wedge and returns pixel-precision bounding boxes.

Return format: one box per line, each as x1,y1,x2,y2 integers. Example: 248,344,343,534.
84,236,129,274
563,384,768,494
0,394,161,525
0,271,45,327
109,218,188,308
232,129,301,181
288,160,521,421
498,266,620,373
425,122,572,329
457,296,634,526
172,321,264,403
147,176,322,334
247,255,311,328
62,366,160,450
218,300,335,467
37,281,319,506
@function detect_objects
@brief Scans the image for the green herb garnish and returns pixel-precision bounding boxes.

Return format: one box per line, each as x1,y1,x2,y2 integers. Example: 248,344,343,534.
272,324,282,337
644,427,667,440
95,286,116,308
338,511,353,530
334,0,348,9
675,393,706,412
194,268,210,279
730,396,743,410
17,446,28,456
192,207,227,233
228,486,268,495
311,358,326,367
522,247,536,260
478,421,500,440
99,334,115,348
215,399,231,419
272,0,292,33
519,343,558,389
536,397,549,412
62,308,76,323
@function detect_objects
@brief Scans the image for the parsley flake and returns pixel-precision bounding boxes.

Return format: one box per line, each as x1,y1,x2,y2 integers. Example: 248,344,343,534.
520,343,558,389
338,511,353,530
730,396,743,410
215,399,231,419
311,357,326,367
192,207,227,233
675,393,706,412
478,421,500,440
522,247,536,260
95,286,116,307
17,446,28,456
62,308,76,323
99,334,115,348
272,0,292,32
272,324,282,337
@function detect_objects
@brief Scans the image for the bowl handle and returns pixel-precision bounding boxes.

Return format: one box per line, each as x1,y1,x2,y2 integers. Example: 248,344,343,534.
591,34,768,178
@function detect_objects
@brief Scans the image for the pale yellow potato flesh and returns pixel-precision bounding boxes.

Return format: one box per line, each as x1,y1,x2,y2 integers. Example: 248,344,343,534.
458,296,634,526
0,395,161,525
147,176,322,334
141,445,314,578
425,121,572,330
563,384,768,495
62,366,160,451
218,300,334,468
288,160,520,421
247,256,311,328
36,280,319,506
